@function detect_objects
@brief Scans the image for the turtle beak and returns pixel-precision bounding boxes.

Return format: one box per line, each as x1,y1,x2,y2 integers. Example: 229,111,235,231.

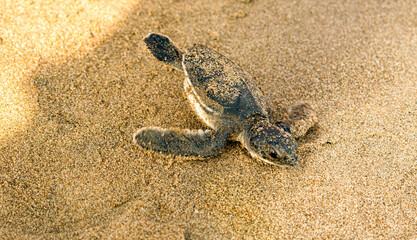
288,156,298,166
263,157,298,167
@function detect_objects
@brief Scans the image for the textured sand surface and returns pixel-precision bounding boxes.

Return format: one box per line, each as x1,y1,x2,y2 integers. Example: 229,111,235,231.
1,0,417,239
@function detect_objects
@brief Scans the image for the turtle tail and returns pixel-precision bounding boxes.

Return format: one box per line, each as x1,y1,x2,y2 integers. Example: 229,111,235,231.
144,33,183,70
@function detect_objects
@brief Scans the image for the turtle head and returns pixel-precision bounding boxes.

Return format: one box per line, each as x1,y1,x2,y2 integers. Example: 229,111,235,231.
246,123,298,166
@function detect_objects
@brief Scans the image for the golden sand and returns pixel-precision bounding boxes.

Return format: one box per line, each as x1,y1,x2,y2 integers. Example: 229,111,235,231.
1,0,416,238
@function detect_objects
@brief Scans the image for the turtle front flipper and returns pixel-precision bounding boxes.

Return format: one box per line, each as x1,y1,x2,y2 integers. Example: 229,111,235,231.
134,127,231,158
276,102,318,138
144,33,183,70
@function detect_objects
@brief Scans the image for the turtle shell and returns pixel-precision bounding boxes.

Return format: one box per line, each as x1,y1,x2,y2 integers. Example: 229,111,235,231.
183,45,269,122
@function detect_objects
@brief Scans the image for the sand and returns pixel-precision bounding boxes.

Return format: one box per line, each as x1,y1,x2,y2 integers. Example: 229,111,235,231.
1,0,416,239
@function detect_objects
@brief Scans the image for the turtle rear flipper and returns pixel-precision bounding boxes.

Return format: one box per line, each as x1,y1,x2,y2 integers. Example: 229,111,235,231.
144,33,183,70
134,127,231,158
276,103,318,138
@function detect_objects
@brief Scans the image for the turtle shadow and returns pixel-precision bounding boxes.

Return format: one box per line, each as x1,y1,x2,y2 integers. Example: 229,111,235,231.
1,1,191,236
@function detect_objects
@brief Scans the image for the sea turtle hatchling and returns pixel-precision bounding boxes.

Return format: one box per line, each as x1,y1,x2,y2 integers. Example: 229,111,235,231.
134,33,317,166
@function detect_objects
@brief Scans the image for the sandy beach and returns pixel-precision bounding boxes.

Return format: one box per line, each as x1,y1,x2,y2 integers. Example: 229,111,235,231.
1,0,416,239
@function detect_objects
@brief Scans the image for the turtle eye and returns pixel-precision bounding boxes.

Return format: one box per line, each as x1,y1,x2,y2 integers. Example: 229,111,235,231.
269,152,278,159
264,148,279,160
